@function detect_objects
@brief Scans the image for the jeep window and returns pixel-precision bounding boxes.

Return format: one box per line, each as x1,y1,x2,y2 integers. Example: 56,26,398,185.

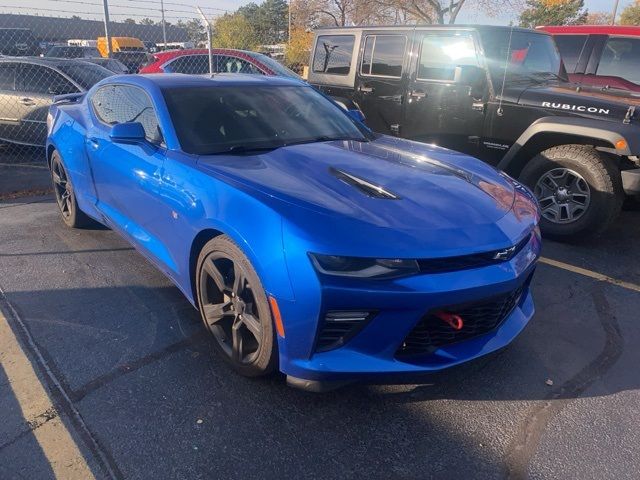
597,37,640,86
417,33,479,81
0,63,16,90
312,35,355,75
481,30,563,85
553,35,588,73
360,35,406,78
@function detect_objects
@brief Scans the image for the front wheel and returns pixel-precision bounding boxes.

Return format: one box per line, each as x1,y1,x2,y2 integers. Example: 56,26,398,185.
195,235,277,377
519,145,624,240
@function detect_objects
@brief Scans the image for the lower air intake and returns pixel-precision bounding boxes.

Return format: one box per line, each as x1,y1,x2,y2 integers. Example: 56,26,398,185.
397,285,525,357
315,311,374,352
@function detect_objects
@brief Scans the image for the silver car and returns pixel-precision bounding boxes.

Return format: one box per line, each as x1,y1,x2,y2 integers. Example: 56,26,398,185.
0,57,113,147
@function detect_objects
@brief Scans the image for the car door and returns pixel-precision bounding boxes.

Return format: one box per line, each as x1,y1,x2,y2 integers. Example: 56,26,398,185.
86,84,177,271
354,33,408,135
0,62,19,144
15,63,78,146
402,30,487,156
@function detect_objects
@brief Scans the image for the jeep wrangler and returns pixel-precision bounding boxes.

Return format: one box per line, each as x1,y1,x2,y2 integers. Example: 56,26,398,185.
308,25,640,239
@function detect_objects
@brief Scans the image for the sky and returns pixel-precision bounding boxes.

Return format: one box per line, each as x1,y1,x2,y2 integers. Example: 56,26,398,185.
0,0,635,25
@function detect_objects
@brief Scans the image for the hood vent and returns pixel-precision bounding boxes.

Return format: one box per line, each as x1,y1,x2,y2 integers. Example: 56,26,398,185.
330,167,400,200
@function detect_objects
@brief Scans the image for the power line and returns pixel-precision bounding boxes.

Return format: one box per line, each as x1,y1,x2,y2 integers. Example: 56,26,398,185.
0,5,193,20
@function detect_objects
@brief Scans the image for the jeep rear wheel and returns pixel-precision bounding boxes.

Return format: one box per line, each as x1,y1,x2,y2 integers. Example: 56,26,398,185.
519,145,624,240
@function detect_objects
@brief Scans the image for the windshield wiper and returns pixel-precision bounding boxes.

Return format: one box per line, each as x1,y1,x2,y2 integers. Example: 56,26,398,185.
284,136,368,147
209,144,283,155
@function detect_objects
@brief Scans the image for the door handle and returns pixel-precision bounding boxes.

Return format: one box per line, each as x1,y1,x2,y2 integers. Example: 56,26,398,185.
409,90,427,100
19,97,35,106
358,85,374,94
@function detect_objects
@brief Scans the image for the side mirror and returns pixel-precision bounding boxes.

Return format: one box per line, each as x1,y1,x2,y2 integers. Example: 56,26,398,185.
109,122,146,143
347,109,366,123
454,65,486,98
454,65,486,86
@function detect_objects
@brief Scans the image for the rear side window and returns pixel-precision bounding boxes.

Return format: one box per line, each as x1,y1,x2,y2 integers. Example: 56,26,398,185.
360,35,406,78
417,33,479,81
553,35,588,73
19,64,77,94
313,35,355,75
91,85,162,144
597,37,640,86
0,63,16,90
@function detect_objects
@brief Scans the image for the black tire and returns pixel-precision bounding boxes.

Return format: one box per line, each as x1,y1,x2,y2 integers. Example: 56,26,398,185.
519,145,624,240
50,150,91,228
195,235,277,377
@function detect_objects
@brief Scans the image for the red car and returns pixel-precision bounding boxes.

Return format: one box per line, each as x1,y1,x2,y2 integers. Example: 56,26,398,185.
538,25,640,93
139,48,299,79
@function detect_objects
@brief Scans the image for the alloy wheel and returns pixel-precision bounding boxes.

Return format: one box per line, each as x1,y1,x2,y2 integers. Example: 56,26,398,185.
534,167,591,224
199,253,262,364
52,157,72,219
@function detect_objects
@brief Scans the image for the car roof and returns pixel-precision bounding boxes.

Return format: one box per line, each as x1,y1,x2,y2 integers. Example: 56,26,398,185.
0,56,99,67
314,24,545,35
537,25,640,36
104,73,306,89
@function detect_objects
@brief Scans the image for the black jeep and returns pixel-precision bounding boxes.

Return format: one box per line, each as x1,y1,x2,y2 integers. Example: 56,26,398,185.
308,25,640,239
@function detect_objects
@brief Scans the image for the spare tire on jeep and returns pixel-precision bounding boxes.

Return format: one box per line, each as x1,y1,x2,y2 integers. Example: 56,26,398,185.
519,145,624,240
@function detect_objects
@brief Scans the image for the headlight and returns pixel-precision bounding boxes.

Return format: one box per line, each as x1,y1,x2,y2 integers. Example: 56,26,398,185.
46,112,54,134
309,254,419,279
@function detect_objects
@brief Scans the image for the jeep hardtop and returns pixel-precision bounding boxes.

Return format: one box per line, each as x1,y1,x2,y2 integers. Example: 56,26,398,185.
308,25,640,239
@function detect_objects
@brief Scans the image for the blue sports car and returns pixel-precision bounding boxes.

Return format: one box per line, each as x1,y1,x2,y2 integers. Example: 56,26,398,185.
47,74,540,391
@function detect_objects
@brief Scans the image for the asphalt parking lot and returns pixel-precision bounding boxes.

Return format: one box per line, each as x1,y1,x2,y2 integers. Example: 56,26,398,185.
1,188,639,479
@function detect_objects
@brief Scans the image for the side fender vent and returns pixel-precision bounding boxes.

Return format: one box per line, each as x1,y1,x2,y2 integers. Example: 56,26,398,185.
329,167,399,200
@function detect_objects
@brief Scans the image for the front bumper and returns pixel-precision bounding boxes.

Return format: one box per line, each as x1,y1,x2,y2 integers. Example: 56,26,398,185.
277,233,540,388
622,169,640,195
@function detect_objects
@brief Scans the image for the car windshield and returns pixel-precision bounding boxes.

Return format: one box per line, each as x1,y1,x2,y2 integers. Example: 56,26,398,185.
246,52,300,79
57,63,114,89
163,85,370,155
480,30,565,86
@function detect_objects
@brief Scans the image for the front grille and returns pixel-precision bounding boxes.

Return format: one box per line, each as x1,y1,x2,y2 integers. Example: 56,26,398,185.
397,285,525,357
416,234,531,274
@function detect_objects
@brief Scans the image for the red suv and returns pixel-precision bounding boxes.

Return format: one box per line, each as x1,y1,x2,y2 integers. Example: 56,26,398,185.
539,25,640,93
139,48,299,79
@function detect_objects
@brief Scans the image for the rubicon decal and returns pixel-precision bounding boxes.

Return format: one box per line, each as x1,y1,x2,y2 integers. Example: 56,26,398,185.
542,102,610,115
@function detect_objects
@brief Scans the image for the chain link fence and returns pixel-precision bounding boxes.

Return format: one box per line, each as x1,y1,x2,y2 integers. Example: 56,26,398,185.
0,0,306,169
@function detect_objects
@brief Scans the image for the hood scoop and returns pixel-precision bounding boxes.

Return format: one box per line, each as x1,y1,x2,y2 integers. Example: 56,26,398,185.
329,167,400,200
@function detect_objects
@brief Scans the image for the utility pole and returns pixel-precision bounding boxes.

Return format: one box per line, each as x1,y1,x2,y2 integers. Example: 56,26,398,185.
160,0,168,49
196,7,213,75
102,0,112,57
288,0,291,43
611,0,620,25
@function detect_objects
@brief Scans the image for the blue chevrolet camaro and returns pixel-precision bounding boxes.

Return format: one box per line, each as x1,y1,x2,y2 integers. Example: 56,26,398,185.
47,73,541,391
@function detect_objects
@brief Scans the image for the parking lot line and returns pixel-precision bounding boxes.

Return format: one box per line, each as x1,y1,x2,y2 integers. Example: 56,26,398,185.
540,256,640,294
0,308,95,479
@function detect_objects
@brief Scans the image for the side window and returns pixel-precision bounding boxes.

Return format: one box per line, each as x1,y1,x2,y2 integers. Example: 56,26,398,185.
91,85,162,144
597,37,640,85
417,33,479,81
360,35,406,78
213,55,262,74
19,64,76,94
312,35,355,75
554,35,588,73
0,63,16,90
166,55,209,74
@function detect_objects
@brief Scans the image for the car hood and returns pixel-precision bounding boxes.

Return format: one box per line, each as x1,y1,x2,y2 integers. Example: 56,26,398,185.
196,136,535,256
514,84,640,122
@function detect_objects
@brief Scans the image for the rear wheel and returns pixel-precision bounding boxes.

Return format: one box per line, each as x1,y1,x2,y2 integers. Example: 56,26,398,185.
196,235,277,377
50,151,90,228
519,145,624,240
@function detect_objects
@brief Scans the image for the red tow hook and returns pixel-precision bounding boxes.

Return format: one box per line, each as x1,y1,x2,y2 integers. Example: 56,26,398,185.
435,311,464,330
